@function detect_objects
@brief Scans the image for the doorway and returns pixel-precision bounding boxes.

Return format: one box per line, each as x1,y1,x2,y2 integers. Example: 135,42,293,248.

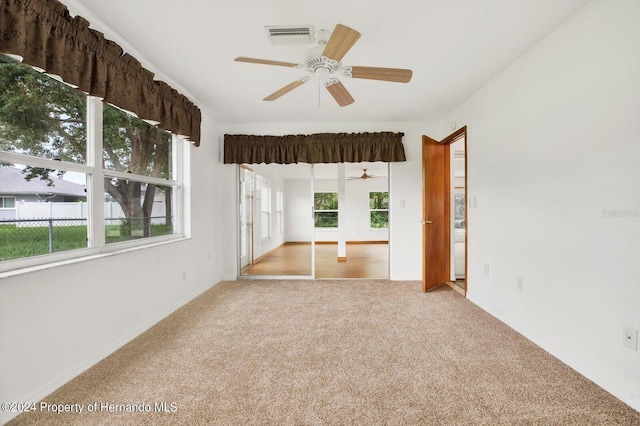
422,126,468,294
237,162,389,279
239,163,314,278
314,163,389,279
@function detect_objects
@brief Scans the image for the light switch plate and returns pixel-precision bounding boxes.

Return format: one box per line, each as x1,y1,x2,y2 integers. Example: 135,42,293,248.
623,325,638,351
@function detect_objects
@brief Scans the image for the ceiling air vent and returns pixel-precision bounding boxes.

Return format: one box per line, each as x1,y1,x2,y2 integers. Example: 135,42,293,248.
265,25,315,45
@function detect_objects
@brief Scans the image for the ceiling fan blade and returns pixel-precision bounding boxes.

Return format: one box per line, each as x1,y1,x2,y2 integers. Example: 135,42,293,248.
235,57,299,68
325,81,355,107
263,79,309,101
322,24,361,62
350,66,413,83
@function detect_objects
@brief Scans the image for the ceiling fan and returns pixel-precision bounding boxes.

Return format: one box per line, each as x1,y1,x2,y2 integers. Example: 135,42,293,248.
234,23,413,107
348,169,384,180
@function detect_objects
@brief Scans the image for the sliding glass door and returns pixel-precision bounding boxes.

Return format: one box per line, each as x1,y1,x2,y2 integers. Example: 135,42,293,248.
238,163,314,278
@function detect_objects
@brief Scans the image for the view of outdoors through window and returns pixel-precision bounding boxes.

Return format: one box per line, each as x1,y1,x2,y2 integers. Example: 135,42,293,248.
0,55,88,163
103,105,174,242
256,176,271,241
0,54,178,262
455,189,465,227
314,192,338,228
369,191,389,229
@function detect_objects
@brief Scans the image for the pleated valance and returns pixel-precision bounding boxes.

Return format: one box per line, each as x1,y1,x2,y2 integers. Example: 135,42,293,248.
0,0,201,145
224,132,406,164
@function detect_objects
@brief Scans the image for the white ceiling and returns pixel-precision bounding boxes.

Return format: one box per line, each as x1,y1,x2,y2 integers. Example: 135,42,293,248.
63,0,586,181
67,0,587,125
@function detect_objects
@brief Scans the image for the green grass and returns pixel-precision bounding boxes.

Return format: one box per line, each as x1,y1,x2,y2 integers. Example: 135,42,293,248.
0,224,87,261
1,224,174,261
105,224,173,244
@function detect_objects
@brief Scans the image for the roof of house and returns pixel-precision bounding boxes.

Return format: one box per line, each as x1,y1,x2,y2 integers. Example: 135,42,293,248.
0,167,87,198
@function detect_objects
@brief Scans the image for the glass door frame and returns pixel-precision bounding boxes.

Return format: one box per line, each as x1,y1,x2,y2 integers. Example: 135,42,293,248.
237,163,315,279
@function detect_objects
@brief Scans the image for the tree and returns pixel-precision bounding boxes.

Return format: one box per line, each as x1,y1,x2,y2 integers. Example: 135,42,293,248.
369,192,389,229
0,54,171,237
313,192,338,227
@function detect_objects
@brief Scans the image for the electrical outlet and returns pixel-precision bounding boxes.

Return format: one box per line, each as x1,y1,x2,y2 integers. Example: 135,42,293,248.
483,264,490,277
516,276,524,292
623,325,638,351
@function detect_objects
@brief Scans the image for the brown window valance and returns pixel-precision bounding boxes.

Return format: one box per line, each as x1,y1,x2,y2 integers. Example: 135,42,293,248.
0,0,201,145
224,132,406,164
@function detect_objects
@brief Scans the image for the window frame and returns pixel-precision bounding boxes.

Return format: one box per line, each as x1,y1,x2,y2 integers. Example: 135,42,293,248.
369,191,389,230
0,196,16,209
0,80,189,273
256,178,271,242
314,191,339,230
275,190,284,236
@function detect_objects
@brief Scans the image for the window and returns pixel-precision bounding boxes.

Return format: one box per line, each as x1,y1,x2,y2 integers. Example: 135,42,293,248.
454,188,465,224
369,191,389,229
0,54,186,268
314,192,338,228
102,105,177,243
256,177,271,241
0,197,15,209
275,190,284,235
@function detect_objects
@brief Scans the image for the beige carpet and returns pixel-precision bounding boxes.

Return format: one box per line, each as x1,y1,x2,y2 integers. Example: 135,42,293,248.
9,280,640,425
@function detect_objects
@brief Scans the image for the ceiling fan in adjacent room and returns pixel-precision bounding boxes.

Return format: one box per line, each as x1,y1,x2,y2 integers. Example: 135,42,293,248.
234,23,413,107
347,169,384,180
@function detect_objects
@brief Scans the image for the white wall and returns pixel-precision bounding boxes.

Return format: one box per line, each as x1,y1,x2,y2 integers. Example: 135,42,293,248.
0,114,224,424
219,121,439,281
249,164,286,259
439,0,640,410
284,179,313,242
285,177,389,242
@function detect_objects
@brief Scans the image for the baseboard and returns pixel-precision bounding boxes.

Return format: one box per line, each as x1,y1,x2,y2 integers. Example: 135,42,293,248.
469,295,640,412
0,279,221,425
295,241,389,245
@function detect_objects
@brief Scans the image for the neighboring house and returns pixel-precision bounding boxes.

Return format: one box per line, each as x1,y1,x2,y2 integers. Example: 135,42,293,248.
0,167,86,220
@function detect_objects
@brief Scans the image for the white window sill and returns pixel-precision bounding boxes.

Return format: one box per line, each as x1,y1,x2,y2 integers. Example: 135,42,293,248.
0,235,190,279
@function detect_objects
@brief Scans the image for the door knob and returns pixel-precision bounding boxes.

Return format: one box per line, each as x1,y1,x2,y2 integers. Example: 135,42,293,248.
420,219,433,225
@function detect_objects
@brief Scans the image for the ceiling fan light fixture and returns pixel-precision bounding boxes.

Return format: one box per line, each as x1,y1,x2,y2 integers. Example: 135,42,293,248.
316,67,330,83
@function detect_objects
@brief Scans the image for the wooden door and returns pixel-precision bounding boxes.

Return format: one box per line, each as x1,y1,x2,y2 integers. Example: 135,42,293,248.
422,135,450,292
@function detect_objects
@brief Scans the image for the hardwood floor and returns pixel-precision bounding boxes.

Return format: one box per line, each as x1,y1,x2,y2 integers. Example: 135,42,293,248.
242,244,312,276
241,242,389,278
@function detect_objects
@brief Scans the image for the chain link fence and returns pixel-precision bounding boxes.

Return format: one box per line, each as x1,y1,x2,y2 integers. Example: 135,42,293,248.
1,216,173,261
0,218,87,261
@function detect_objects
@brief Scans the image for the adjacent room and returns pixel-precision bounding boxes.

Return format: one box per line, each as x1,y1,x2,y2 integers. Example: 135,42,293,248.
238,162,390,279
1,0,638,424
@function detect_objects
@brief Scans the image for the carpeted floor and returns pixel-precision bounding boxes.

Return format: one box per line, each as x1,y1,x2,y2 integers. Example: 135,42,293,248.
8,280,640,425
